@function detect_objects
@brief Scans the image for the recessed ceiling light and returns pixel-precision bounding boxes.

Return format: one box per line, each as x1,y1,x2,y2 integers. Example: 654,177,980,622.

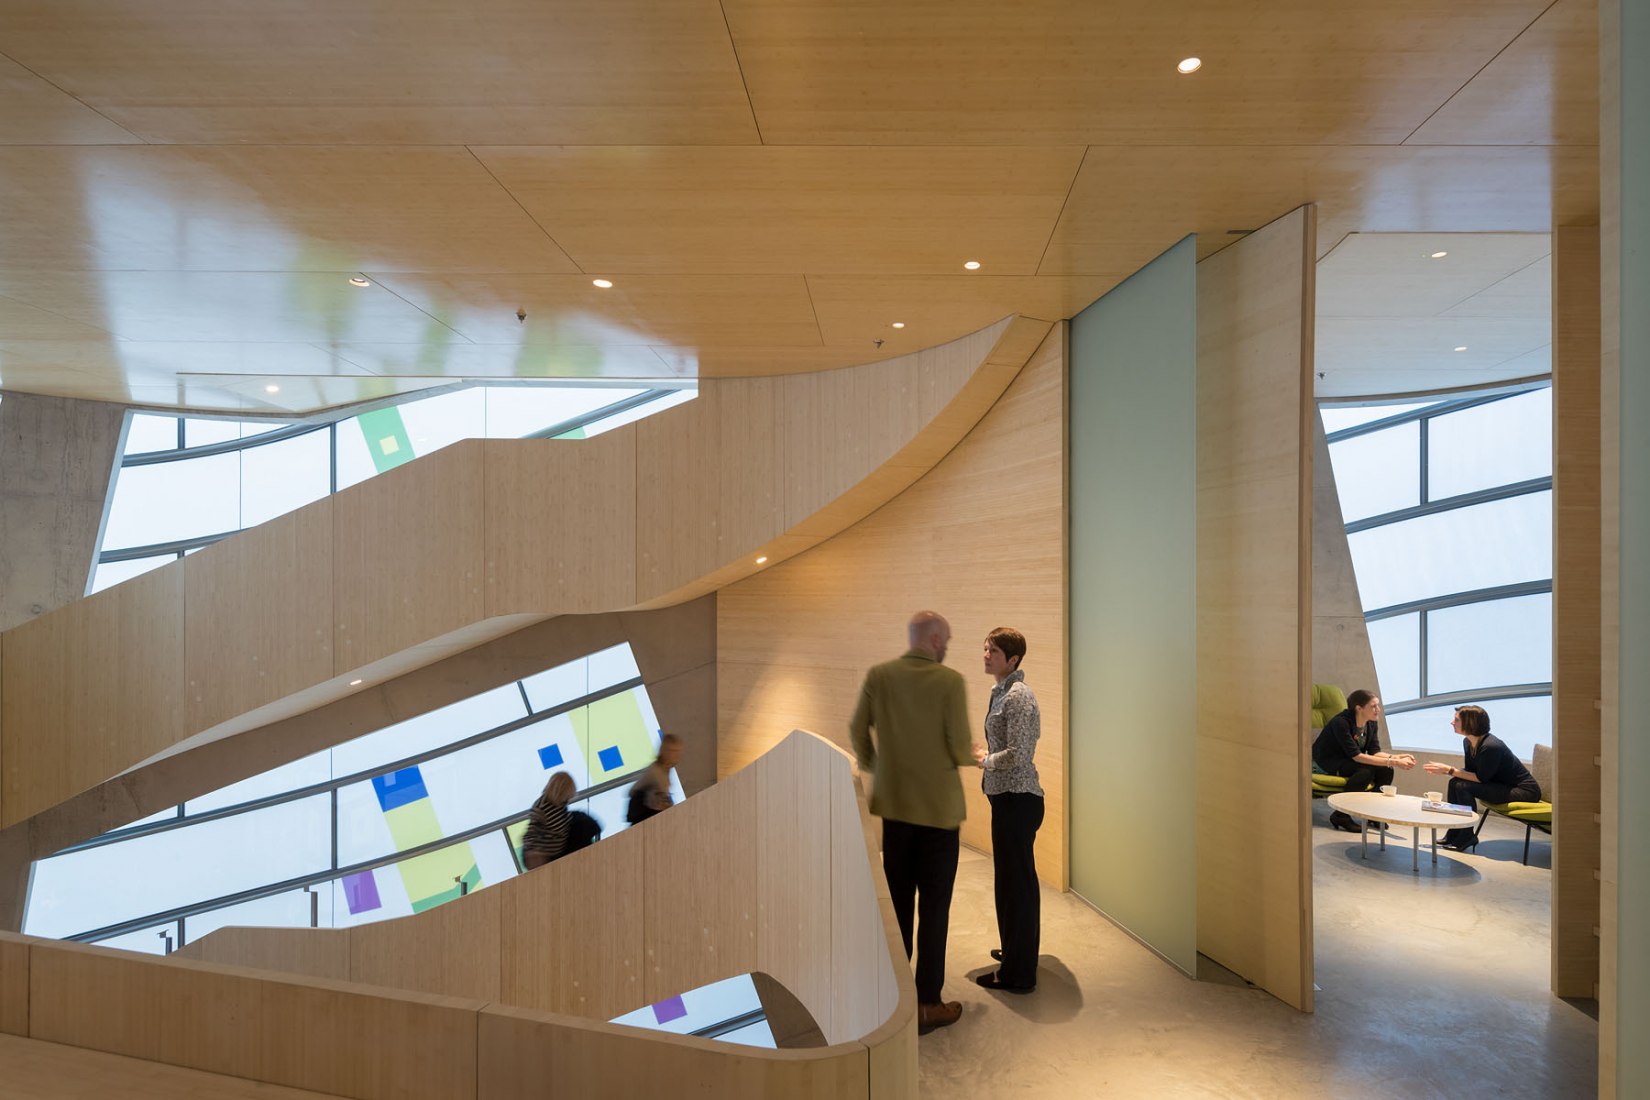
348,276,371,287
349,679,363,686
1454,346,1468,352
963,260,981,270
892,322,905,329
264,384,280,394
592,278,613,288
755,556,768,565
1177,57,1202,74
1430,251,1449,259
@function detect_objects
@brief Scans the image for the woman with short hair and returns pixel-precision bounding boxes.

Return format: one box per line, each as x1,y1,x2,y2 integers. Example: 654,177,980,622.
971,627,1043,994
1424,705,1540,852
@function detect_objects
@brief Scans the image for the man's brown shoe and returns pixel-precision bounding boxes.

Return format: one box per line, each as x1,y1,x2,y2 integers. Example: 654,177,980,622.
917,1000,962,1034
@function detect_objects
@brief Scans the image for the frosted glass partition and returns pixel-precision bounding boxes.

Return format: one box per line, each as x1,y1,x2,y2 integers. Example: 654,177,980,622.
1322,384,1553,755
1068,235,1197,975
91,382,695,594
22,642,686,947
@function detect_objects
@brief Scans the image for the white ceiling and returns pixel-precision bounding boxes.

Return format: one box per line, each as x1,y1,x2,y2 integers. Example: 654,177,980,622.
1315,233,1553,399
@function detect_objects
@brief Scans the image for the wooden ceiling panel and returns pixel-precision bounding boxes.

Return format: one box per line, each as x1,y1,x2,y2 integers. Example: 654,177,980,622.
0,53,140,144
656,346,904,377
0,0,758,145
0,146,578,273
1040,144,1598,277
473,146,1086,275
327,343,681,380
175,374,453,413
0,272,455,345
0,295,114,342
1407,0,1600,147
804,275,1107,349
0,340,378,386
368,274,824,348
722,0,1552,145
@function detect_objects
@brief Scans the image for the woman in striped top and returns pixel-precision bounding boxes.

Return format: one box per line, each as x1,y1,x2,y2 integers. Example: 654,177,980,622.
522,771,576,870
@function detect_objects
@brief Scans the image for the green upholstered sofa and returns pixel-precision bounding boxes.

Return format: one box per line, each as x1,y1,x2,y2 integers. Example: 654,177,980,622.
1474,742,1553,864
1309,684,1349,799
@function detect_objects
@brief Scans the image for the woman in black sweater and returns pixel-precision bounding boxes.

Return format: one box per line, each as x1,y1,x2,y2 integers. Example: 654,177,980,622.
1423,704,1540,851
1312,689,1416,832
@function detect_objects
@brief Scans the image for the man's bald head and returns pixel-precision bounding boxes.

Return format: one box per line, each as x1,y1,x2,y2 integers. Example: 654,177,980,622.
908,610,952,663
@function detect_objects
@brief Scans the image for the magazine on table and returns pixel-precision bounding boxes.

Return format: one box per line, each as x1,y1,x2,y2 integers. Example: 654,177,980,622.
1421,799,1475,816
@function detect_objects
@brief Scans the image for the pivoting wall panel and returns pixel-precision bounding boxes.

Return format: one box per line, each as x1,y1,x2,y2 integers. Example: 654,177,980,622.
1194,205,1315,1012
1068,236,1198,975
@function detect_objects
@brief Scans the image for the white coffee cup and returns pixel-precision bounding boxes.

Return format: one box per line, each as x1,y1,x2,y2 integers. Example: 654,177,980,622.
1380,784,1397,797
1425,791,1442,802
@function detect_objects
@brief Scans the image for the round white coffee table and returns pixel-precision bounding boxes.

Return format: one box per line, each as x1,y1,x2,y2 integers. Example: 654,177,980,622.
1326,791,1477,873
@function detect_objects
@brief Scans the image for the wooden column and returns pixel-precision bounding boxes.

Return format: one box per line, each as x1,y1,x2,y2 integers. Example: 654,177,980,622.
1552,224,1602,1000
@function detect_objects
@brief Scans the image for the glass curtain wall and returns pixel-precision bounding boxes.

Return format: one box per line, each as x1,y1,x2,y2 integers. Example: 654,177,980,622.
1322,384,1553,758
22,643,684,954
93,383,695,593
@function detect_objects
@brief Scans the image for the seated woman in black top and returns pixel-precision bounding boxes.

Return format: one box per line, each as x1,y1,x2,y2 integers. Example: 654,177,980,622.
1423,704,1540,851
1312,690,1417,833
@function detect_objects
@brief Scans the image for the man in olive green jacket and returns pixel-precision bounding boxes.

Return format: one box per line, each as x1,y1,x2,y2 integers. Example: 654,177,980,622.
850,610,973,1033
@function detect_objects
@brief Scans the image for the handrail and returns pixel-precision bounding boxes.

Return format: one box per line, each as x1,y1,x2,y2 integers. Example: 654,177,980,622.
57,676,646,854
67,766,650,944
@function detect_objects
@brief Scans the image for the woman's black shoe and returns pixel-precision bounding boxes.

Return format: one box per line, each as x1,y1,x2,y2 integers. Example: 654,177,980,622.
1441,828,1478,852
1329,810,1362,833
990,948,1003,962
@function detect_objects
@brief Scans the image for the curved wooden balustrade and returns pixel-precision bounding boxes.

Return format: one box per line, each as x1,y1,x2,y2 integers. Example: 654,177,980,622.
0,731,916,1099
0,315,1050,832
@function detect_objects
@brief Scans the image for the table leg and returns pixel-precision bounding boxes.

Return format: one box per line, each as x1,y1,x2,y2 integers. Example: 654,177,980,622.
1379,824,1386,851
1360,820,1368,860
1431,828,1439,866
1412,826,1420,874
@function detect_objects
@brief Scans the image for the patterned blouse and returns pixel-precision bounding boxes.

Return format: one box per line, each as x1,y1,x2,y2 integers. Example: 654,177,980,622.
980,670,1043,797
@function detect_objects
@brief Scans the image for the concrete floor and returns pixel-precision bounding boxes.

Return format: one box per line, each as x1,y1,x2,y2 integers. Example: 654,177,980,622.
919,805,1596,1098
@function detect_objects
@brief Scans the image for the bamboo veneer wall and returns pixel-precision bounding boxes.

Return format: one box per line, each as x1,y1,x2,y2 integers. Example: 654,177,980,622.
1194,207,1315,1012
4,732,916,1099
1552,224,1603,1001
715,326,1068,887
0,317,1047,834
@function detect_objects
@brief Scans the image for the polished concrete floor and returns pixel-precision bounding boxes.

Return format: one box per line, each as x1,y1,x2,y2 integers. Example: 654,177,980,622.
920,806,1596,1098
